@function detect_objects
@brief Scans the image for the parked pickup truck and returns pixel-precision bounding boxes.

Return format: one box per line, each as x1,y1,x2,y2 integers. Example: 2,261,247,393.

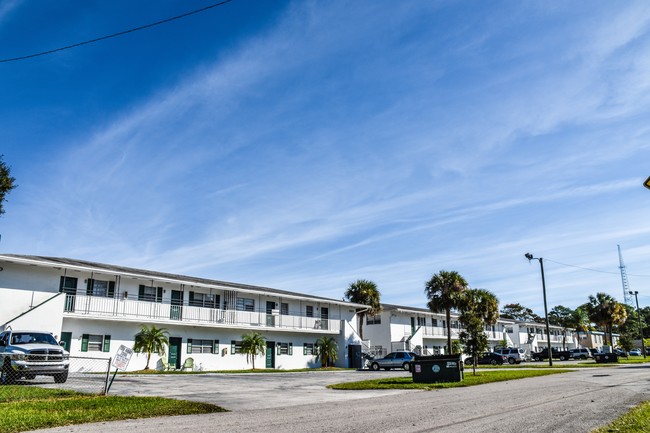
531,348,572,361
0,330,70,384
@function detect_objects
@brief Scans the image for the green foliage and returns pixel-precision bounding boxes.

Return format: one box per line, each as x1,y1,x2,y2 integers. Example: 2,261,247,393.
592,401,650,433
344,279,381,340
328,369,569,390
241,331,266,370
314,336,338,367
499,303,541,322
549,305,575,349
0,155,16,217
425,270,468,354
0,387,224,433
133,325,169,370
618,333,635,352
459,288,499,374
585,293,627,346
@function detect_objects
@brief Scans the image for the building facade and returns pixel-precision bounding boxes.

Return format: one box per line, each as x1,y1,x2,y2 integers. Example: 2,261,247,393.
0,255,366,371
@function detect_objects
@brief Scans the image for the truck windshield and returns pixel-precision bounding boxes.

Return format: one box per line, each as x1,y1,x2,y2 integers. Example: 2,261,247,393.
10,333,58,345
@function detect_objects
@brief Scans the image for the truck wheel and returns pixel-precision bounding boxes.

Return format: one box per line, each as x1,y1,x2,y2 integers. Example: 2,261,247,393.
54,371,68,384
1,361,16,385
508,358,515,365
490,359,497,365
371,362,380,371
560,355,567,361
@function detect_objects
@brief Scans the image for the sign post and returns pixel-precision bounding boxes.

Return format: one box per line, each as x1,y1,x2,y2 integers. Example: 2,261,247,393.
106,345,133,393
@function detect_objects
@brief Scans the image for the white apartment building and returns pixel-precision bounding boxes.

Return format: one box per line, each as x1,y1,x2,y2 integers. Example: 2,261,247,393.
0,254,367,371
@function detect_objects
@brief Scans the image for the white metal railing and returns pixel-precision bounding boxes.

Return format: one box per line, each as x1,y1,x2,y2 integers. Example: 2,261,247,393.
64,295,340,333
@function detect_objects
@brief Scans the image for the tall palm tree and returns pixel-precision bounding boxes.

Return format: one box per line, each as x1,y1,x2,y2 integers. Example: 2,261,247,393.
425,270,468,355
344,279,381,340
586,293,627,346
241,331,267,370
133,324,169,370
459,288,499,375
314,336,338,367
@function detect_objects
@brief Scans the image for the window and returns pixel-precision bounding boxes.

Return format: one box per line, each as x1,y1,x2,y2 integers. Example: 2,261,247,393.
236,297,255,312
277,342,293,355
303,343,314,355
306,305,314,317
280,303,289,315
417,317,426,327
81,334,111,352
59,276,78,295
86,279,115,298
138,285,163,303
189,292,218,308
187,339,218,354
431,318,439,327
231,340,242,354
366,313,381,325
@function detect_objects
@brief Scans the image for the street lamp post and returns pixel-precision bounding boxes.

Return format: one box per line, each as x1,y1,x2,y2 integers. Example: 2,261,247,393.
525,253,553,367
628,290,646,359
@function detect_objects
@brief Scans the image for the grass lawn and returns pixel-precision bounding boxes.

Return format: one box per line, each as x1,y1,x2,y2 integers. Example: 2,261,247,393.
122,367,351,374
328,369,570,390
0,386,226,433
592,400,650,433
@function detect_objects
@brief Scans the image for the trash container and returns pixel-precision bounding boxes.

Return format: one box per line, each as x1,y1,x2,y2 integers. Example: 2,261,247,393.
412,354,463,383
594,353,618,363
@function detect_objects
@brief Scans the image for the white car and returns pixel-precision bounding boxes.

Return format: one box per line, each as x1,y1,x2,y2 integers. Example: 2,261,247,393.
494,347,526,364
628,349,642,356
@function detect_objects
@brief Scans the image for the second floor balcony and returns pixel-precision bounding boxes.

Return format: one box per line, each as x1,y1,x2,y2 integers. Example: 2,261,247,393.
63,294,340,334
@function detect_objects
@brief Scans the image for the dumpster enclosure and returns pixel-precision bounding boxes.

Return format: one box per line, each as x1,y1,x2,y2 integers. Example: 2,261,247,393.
412,354,463,383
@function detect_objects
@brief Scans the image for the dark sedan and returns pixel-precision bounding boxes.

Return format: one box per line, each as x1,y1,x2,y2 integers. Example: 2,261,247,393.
464,352,507,366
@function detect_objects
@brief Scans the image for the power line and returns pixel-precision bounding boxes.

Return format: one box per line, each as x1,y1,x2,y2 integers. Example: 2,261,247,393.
544,258,650,278
0,0,234,64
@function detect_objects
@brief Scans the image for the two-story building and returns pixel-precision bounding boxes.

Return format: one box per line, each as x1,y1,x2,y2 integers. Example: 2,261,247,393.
0,254,367,371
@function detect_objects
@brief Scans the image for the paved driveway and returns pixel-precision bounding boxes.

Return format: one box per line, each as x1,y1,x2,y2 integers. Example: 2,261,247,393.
28,364,650,433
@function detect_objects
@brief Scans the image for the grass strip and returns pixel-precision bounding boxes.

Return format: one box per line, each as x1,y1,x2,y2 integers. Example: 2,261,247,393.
328,369,570,390
121,367,351,374
592,400,650,433
0,387,225,433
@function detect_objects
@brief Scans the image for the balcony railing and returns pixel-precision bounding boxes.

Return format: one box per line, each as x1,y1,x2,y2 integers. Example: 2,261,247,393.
64,295,340,333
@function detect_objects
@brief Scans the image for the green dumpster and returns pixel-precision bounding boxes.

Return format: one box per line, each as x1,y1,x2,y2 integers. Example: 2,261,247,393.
412,354,463,383
594,353,618,363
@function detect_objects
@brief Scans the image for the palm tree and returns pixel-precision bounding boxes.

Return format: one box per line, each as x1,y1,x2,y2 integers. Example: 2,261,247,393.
459,288,499,375
425,270,468,355
314,336,338,367
133,324,169,370
586,293,627,346
344,279,381,340
241,331,266,370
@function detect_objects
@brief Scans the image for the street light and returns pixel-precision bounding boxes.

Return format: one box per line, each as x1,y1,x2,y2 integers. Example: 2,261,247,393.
525,253,553,367
628,290,646,359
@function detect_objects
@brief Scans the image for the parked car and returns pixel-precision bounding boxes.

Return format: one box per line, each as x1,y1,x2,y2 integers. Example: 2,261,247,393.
613,348,628,358
464,352,507,366
569,348,593,360
370,351,417,371
0,330,69,384
531,348,560,361
628,349,642,356
494,347,526,364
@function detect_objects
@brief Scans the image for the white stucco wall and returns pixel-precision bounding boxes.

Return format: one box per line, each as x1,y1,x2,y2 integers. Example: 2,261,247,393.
0,287,65,334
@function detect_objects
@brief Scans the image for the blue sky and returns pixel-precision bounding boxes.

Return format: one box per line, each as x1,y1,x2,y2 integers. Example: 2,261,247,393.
1,0,650,314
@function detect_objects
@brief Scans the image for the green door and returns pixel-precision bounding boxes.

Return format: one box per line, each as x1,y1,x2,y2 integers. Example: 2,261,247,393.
265,341,275,369
60,332,72,352
168,337,182,369
170,290,183,320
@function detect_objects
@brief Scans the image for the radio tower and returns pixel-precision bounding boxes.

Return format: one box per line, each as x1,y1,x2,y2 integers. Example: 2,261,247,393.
618,245,633,306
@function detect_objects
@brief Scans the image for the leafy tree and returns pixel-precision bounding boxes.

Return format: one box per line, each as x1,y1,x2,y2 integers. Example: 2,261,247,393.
458,288,499,375
241,331,266,370
585,293,627,346
425,270,468,355
133,325,169,370
548,305,575,350
0,155,16,217
570,306,590,347
499,303,541,322
451,340,462,355
314,336,338,367
344,279,381,340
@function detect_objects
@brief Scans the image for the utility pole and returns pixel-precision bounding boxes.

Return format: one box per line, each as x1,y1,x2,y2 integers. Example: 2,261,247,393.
628,291,646,359
525,253,553,367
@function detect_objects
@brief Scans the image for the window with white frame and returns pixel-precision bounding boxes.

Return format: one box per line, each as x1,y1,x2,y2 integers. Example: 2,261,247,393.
86,279,115,298
236,297,255,312
81,334,111,352
188,339,218,354
280,302,289,315
366,313,381,325
138,285,162,302
432,318,439,327
303,343,314,355
231,340,242,354
277,342,293,355
189,292,219,308
417,317,426,327
306,305,314,317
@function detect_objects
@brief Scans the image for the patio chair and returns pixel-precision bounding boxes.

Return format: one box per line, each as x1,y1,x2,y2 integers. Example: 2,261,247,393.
181,357,194,372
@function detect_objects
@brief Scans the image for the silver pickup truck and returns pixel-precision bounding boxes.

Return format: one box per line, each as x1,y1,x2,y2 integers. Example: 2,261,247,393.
0,330,70,384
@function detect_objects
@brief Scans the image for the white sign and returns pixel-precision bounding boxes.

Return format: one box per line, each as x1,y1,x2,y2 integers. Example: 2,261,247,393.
112,345,134,370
